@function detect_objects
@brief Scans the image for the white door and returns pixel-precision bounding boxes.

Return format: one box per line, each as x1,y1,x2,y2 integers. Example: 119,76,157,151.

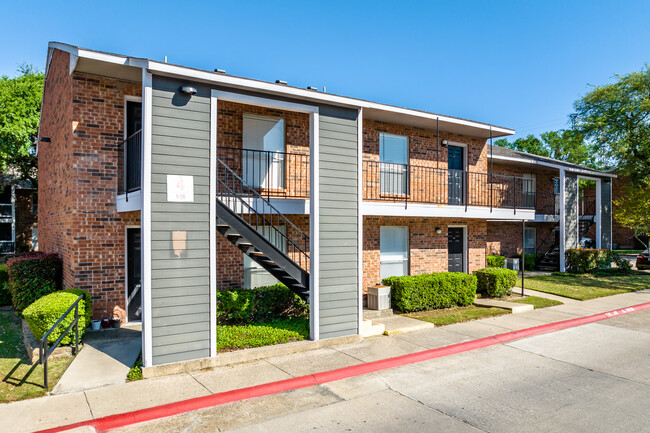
242,114,285,189
379,133,408,195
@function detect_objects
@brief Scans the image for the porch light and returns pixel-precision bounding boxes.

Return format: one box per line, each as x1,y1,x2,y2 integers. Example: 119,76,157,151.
441,140,448,146
179,86,197,95
435,227,442,234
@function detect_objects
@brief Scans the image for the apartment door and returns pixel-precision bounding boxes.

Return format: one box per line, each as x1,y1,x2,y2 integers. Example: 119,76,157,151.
242,114,285,190
448,227,464,272
379,133,408,196
126,228,142,322
448,146,464,205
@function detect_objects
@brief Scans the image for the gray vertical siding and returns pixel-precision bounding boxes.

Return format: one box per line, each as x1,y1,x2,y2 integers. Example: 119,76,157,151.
565,174,578,249
150,76,211,365
601,179,612,249
318,106,359,339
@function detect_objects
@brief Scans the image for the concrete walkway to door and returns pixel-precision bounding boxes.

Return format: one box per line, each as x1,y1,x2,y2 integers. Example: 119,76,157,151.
52,324,141,395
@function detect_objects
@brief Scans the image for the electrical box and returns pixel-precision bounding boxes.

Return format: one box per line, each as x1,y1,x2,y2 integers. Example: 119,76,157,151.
505,258,520,271
368,285,391,311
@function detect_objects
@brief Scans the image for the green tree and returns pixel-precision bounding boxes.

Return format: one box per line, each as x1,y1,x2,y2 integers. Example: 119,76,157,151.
570,65,650,184
613,186,650,249
494,130,596,167
0,64,44,186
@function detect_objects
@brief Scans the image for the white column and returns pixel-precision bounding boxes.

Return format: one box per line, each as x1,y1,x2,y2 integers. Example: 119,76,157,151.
141,70,153,367
357,108,364,335
309,111,320,341
209,93,218,357
560,168,566,272
595,178,602,249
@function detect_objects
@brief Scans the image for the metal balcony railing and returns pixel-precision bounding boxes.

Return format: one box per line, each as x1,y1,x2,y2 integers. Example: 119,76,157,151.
363,160,536,210
536,192,560,215
118,129,142,196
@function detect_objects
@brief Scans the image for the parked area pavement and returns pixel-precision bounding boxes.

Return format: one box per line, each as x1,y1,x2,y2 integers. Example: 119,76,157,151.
3,290,649,433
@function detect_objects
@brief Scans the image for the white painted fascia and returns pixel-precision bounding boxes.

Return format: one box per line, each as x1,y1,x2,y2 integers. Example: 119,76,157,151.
116,191,143,213
490,155,616,178
361,202,536,221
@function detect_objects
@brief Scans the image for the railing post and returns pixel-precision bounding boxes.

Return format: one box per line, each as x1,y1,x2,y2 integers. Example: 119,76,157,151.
74,303,79,356
43,341,48,389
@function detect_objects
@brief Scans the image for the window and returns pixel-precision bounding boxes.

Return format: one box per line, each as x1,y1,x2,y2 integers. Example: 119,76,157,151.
522,173,536,208
380,226,409,280
379,133,408,195
524,227,536,255
244,225,286,288
553,178,560,195
243,114,285,189
31,192,38,216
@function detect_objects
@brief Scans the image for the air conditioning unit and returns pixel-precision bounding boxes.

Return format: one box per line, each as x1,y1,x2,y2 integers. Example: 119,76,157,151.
505,258,520,272
368,285,391,311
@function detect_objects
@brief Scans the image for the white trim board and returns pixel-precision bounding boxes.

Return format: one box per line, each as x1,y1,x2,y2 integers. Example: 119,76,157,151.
209,94,218,357
141,71,153,368
361,202,535,221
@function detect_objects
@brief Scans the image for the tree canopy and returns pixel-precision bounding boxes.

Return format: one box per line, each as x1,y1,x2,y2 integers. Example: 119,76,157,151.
570,65,650,186
0,64,43,186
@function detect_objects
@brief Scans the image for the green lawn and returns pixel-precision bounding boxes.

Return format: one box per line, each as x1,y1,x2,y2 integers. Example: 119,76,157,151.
217,317,309,352
511,295,563,309
404,306,509,326
0,309,73,402
518,272,650,301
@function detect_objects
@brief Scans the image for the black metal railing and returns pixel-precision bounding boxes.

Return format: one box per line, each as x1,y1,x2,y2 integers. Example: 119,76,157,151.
122,129,142,195
40,295,83,389
536,192,560,215
363,160,536,210
217,147,310,200
216,157,310,271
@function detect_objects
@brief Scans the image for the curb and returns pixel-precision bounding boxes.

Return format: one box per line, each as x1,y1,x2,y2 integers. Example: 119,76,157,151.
35,301,650,433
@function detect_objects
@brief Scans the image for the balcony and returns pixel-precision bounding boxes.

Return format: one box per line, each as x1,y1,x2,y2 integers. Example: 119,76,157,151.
536,192,560,216
362,160,535,210
118,129,142,196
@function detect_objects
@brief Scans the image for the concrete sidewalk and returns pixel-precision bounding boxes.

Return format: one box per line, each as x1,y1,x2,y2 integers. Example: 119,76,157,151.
3,289,649,433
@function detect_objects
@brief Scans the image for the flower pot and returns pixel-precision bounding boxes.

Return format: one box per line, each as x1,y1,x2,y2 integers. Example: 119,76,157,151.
101,319,110,329
91,320,101,331
110,318,121,329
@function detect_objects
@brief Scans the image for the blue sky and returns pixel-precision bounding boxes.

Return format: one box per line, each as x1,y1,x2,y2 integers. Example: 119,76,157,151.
1,0,648,139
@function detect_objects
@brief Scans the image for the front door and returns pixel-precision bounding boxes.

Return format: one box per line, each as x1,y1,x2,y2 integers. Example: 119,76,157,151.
448,227,464,272
126,228,142,322
448,145,464,205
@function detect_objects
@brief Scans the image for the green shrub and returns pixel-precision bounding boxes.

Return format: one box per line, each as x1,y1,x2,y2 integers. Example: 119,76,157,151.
382,272,477,313
486,255,506,268
565,248,613,274
473,268,517,298
0,265,10,306
512,254,538,271
217,318,309,351
23,291,86,345
7,253,62,311
217,284,308,325
613,254,633,273
61,289,92,328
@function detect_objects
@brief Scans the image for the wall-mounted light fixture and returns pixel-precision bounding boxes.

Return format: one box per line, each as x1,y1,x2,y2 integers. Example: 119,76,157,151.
435,227,442,234
441,140,448,146
179,86,197,95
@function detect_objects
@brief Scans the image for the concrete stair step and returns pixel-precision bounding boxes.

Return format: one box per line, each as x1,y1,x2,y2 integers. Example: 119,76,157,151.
361,319,385,337
474,298,534,314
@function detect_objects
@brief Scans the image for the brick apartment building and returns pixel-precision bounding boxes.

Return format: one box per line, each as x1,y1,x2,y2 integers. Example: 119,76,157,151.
37,42,614,368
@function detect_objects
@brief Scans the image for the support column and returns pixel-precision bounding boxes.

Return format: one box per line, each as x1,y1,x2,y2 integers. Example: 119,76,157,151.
559,169,566,272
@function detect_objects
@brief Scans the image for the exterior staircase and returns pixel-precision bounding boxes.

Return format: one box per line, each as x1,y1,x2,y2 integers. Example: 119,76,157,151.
215,157,310,302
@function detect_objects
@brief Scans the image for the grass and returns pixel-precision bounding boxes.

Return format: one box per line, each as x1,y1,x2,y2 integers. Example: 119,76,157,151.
613,249,644,255
217,317,309,352
0,309,73,402
127,351,143,381
404,306,509,326
518,271,650,301
511,295,563,309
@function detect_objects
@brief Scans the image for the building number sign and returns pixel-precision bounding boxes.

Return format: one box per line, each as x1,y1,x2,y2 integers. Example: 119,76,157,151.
167,175,194,202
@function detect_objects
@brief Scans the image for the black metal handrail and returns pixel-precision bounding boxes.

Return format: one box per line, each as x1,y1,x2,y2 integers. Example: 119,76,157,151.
124,129,142,195
536,192,560,215
40,295,83,389
363,160,536,210
216,157,310,270
217,147,310,200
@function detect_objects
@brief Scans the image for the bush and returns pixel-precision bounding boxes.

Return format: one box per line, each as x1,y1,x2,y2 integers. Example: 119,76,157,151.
61,289,92,328
613,254,633,273
473,268,517,298
486,255,506,268
0,265,10,306
382,272,477,313
512,254,538,271
217,318,309,351
23,291,86,345
217,284,308,325
565,248,613,274
7,253,62,311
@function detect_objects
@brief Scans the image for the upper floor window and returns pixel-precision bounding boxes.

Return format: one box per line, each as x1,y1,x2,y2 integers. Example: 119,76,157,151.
243,114,285,189
379,133,408,195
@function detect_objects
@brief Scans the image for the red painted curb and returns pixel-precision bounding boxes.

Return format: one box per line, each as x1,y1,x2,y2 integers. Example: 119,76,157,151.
34,301,650,433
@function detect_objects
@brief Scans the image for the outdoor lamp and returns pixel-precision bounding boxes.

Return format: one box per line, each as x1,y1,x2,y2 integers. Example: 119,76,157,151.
180,86,197,95
435,227,442,234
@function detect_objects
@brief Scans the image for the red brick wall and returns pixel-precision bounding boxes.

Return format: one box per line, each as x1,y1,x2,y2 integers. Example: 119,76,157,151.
15,189,37,249
39,49,142,319
491,163,557,210
362,216,487,289
487,221,557,257
612,176,636,248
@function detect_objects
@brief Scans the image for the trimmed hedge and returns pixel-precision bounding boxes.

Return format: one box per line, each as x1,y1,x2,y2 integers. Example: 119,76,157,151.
473,267,517,298
61,289,92,328
381,272,477,313
217,284,308,325
0,265,10,306
486,255,506,268
7,253,62,311
565,248,613,274
23,291,87,345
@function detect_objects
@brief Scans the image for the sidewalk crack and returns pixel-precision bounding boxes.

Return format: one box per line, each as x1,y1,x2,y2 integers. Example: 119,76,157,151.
188,371,214,395
83,390,95,419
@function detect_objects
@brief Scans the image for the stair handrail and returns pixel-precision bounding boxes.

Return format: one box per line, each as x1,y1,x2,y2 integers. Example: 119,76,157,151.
216,157,310,269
